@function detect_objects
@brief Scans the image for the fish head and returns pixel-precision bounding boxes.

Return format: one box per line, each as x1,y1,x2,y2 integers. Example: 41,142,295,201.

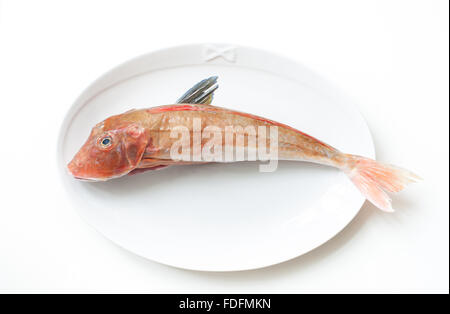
67,115,149,181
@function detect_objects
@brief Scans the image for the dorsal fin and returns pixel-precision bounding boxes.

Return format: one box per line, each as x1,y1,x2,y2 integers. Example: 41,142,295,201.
176,76,218,105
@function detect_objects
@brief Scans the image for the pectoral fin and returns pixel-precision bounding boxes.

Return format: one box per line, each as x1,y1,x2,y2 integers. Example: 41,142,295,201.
176,76,218,105
128,165,169,175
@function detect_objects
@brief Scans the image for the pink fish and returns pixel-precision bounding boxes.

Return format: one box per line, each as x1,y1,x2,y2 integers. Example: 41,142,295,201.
68,77,420,211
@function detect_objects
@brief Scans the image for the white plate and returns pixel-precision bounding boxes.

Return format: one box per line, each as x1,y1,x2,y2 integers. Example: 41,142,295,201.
57,44,375,271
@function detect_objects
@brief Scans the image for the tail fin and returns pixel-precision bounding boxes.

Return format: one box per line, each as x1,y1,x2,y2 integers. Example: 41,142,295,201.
344,155,421,212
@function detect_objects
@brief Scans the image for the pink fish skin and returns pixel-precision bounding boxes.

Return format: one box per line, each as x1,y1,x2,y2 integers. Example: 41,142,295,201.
67,103,420,212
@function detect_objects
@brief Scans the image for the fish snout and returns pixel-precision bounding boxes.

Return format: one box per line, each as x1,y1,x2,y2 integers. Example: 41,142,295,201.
67,158,83,178
67,153,117,181
67,158,96,181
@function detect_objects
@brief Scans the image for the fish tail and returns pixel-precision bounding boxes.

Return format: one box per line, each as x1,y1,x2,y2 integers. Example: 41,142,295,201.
343,154,421,212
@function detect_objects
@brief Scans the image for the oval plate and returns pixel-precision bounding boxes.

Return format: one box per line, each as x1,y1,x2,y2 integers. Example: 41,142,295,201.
58,44,375,271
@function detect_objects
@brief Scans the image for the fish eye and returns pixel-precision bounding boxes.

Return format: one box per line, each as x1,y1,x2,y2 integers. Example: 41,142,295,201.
99,136,112,148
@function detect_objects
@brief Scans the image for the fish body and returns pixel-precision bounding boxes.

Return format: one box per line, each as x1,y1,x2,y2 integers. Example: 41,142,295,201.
68,77,420,212
138,104,342,166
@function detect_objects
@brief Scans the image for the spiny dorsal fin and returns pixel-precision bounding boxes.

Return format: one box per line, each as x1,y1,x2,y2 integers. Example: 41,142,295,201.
176,76,218,105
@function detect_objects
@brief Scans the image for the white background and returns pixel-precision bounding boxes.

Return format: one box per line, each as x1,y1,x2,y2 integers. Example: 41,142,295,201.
0,0,448,293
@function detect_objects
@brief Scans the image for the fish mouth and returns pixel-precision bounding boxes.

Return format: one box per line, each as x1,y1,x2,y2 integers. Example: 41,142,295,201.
73,176,104,182
66,163,106,182
67,164,129,182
